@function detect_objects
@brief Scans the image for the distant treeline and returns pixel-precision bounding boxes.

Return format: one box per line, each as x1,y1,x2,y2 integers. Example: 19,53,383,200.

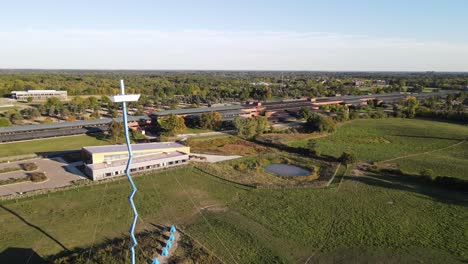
1,70,467,104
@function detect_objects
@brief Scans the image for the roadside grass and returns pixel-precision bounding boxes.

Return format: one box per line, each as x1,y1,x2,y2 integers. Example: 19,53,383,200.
0,134,110,158
0,166,466,263
181,127,213,134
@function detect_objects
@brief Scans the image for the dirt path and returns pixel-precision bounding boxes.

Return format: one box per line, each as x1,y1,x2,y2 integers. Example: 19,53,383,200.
377,139,466,164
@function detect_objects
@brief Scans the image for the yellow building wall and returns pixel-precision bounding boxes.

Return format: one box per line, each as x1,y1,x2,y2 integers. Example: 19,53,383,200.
91,146,190,164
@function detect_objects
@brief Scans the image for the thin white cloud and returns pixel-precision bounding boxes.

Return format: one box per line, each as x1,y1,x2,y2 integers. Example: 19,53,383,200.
0,30,467,71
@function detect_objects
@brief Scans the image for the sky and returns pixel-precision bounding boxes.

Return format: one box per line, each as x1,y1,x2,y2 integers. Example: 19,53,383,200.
0,0,467,71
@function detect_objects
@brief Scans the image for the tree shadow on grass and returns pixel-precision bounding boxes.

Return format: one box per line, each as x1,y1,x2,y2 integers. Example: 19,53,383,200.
0,247,48,264
84,131,109,141
344,174,468,207
51,228,168,263
0,205,69,252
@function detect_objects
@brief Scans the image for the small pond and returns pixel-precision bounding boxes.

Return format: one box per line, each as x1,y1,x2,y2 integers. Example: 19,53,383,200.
264,164,311,177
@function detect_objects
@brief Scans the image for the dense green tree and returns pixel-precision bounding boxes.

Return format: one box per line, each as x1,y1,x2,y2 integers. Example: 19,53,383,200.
405,96,419,118
158,114,186,135
304,113,337,133
233,116,270,138
200,111,222,130
108,120,125,144
87,96,99,111
340,151,357,166
298,107,312,120
0,117,11,127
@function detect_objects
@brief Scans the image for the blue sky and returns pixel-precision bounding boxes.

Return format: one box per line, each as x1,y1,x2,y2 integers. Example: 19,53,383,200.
1,0,467,70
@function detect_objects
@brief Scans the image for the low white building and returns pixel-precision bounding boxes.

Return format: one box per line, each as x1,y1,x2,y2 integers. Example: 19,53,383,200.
81,142,190,180
11,90,68,101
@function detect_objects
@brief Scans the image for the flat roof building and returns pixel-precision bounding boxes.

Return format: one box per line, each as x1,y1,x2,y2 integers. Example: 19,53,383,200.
82,142,190,180
11,90,67,101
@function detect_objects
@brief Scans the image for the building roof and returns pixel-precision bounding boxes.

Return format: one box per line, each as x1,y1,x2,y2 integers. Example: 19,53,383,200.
0,115,151,134
86,151,188,170
11,90,66,93
152,105,242,116
82,142,186,154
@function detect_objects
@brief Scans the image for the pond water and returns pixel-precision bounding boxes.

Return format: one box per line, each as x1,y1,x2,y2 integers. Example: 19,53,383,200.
264,164,311,177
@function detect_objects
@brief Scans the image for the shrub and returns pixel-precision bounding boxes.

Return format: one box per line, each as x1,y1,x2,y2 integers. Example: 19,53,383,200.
420,168,435,178
29,172,47,182
21,162,38,171
340,151,358,165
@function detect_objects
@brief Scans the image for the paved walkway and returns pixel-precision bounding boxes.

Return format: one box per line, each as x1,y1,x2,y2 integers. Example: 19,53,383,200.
190,153,242,163
0,158,84,197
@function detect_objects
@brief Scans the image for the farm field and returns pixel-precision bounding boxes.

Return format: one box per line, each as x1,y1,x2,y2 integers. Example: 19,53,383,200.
286,118,468,179
0,134,109,158
0,166,466,263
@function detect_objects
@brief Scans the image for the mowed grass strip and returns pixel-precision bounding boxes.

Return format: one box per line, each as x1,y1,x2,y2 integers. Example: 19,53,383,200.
0,166,466,263
0,134,110,157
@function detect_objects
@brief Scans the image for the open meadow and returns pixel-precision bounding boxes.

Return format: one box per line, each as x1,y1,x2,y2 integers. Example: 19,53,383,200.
286,118,468,179
0,165,466,263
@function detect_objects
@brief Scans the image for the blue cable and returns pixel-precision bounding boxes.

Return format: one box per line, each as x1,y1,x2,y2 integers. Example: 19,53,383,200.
122,100,139,264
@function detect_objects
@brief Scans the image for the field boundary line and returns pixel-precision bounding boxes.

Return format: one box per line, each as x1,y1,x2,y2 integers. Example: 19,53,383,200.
378,139,466,163
325,163,341,187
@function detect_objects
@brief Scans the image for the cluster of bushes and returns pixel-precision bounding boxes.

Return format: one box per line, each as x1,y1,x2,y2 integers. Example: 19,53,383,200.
21,162,38,171
233,158,269,173
416,108,468,123
303,113,337,133
367,166,468,191
29,172,47,182
349,110,389,120
233,116,270,138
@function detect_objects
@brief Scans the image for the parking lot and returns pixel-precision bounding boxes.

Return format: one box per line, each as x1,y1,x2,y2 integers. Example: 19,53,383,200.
0,157,85,197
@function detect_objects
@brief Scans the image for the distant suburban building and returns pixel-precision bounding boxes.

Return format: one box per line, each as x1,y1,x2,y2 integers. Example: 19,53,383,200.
82,142,190,180
372,80,387,86
249,82,271,86
353,80,365,87
11,90,67,101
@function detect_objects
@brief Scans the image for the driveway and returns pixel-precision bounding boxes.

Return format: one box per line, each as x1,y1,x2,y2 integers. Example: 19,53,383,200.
0,158,85,197
190,153,242,163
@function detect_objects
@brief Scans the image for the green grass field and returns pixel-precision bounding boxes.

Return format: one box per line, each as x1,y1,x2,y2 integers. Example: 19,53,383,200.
287,118,468,179
0,134,110,158
0,166,466,263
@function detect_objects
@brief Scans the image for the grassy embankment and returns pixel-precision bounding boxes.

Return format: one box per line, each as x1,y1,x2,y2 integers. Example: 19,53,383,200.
0,166,466,263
